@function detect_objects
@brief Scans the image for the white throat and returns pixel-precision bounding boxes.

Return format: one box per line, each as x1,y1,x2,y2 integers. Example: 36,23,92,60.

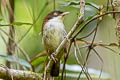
43,16,65,35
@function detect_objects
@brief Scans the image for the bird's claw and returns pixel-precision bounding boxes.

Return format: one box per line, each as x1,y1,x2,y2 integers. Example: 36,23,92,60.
50,52,58,63
64,36,70,42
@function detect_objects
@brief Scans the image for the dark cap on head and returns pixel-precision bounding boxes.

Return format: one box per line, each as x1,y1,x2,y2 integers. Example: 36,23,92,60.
45,11,64,20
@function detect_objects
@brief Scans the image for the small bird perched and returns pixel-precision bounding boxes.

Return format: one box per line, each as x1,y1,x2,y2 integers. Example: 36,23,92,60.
42,11,69,77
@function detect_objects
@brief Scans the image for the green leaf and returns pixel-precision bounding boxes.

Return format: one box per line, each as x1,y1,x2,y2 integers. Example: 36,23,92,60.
0,55,31,68
11,22,33,26
64,1,80,6
31,56,46,66
59,1,100,11
0,22,32,27
85,14,97,21
19,59,31,68
0,18,2,21
86,2,100,10
59,1,80,8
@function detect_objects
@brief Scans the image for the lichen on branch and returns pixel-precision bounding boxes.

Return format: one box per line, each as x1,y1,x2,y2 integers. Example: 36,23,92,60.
0,67,42,80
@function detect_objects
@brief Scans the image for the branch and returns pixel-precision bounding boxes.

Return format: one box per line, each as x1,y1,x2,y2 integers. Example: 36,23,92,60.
76,40,120,55
46,0,85,76
7,0,15,68
73,11,120,38
30,51,47,63
0,67,42,80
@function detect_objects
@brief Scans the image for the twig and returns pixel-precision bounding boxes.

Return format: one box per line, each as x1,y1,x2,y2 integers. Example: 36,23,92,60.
77,20,100,80
0,28,31,61
92,48,103,80
76,40,120,55
74,39,83,61
30,51,47,63
73,11,120,39
73,40,91,80
77,46,92,80
0,31,8,47
23,0,33,20
0,67,42,80
111,0,115,19
107,0,110,11
78,27,96,40
61,41,72,80
53,0,56,10
0,29,33,70
6,0,15,68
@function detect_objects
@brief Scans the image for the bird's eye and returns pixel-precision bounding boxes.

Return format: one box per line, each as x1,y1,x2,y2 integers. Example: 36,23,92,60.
54,12,57,16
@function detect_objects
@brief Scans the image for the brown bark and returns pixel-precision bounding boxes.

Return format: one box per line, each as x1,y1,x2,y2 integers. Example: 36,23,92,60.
7,0,15,67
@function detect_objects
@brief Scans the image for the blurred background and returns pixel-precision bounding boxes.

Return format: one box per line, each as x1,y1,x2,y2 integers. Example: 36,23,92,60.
0,0,120,80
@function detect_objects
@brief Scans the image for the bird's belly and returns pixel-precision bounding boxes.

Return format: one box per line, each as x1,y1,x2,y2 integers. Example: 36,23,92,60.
43,28,64,54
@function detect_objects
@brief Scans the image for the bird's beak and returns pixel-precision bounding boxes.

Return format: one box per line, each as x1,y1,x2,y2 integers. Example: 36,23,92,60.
59,12,69,20
61,12,70,16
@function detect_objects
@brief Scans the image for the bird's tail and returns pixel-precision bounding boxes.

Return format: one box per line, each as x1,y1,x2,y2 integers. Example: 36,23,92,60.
50,61,60,77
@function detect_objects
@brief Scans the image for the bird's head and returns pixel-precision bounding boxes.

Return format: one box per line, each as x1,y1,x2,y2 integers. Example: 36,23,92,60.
44,11,69,22
42,11,69,35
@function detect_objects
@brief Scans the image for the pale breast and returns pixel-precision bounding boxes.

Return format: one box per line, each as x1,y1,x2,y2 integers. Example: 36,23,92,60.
42,21,67,55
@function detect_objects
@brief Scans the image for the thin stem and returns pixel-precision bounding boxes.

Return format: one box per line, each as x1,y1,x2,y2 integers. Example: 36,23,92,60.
73,11,120,39
0,29,33,71
73,40,91,80
111,0,115,19
92,48,104,80
78,27,96,39
53,0,56,10
0,32,8,47
7,0,15,68
76,39,120,55
107,0,110,11
77,20,100,80
61,41,72,80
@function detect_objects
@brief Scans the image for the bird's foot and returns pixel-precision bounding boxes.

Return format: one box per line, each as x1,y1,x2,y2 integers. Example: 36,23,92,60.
50,52,58,63
64,36,70,42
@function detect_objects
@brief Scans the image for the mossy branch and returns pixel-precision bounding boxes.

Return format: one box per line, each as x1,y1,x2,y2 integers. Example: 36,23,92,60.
0,67,42,80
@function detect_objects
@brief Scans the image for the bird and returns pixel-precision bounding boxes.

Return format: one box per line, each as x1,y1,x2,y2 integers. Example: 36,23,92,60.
42,10,69,77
